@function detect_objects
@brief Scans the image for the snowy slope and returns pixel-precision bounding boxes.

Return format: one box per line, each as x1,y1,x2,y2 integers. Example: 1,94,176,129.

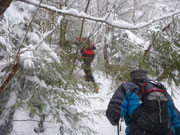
88,72,126,135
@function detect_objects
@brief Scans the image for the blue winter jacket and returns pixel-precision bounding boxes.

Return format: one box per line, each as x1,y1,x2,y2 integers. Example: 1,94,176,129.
106,81,180,135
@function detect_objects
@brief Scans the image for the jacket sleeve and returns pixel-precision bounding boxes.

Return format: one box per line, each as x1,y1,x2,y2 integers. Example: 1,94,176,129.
106,84,127,126
167,94,180,135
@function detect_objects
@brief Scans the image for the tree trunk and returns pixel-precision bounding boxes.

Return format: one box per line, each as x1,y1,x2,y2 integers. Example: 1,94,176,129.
104,1,110,77
79,0,91,39
60,17,67,49
0,0,12,16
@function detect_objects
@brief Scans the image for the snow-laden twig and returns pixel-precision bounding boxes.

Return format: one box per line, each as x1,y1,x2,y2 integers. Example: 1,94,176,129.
15,0,180,30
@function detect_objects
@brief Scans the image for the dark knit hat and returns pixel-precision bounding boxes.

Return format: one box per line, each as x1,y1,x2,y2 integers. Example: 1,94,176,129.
130,68,148,80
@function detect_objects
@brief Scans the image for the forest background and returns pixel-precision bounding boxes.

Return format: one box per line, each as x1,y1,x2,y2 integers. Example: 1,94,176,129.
0,0,180,134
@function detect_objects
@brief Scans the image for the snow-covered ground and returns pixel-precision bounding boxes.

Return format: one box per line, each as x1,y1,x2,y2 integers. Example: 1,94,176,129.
88,72,126,135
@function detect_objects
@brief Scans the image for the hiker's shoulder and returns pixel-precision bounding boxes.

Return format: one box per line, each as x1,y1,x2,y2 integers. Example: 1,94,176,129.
118,81,138,91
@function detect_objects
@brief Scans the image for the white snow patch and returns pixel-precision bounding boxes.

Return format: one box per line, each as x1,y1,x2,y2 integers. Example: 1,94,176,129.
143,41,151,50
10,109,38,135
57,16,63,25
37,42,60,63
106,14,113,24
26,76,47,88
20,44,35,69
123,30,145,44
0,36,6,45
6,91,17,108
28,32,40,44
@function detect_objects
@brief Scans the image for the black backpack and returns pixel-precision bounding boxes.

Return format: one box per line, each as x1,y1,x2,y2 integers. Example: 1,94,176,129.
136,81,171,133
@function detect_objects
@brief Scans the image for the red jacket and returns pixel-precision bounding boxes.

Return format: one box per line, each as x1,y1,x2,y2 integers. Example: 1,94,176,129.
82,48,94,55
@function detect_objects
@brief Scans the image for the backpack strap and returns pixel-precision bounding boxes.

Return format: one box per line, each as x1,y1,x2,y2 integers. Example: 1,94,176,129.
131,80,146,95
142,83,146,94
128,81,145,124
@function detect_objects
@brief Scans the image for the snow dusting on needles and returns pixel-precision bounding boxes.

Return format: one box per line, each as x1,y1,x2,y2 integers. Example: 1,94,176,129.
38,42,60,63
20,45,35,69
26,76,47,88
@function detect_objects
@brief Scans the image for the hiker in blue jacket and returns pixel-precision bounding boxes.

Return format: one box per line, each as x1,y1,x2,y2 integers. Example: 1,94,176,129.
106,69,180,135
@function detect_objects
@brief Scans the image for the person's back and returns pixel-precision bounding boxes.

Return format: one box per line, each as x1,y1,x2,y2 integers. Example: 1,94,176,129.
106,69,180,135
80,37,96,62
77,37,99,92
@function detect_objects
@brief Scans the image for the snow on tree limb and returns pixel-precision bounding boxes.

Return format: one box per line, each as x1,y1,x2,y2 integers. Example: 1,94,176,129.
15,0,180,30
0,0,42,93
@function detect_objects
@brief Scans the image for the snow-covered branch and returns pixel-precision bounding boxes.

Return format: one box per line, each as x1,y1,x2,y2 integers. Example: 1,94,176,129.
15,0,180,29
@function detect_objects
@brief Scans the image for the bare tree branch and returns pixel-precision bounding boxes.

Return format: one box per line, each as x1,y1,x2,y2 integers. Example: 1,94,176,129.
79,0,91,40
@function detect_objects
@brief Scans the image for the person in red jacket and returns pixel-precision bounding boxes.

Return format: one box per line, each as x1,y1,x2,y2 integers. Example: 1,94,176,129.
80,37,96,83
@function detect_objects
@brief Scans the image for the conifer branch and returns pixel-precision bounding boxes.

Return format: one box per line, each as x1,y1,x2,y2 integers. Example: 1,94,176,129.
0,0,42,93
139,22,173,68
